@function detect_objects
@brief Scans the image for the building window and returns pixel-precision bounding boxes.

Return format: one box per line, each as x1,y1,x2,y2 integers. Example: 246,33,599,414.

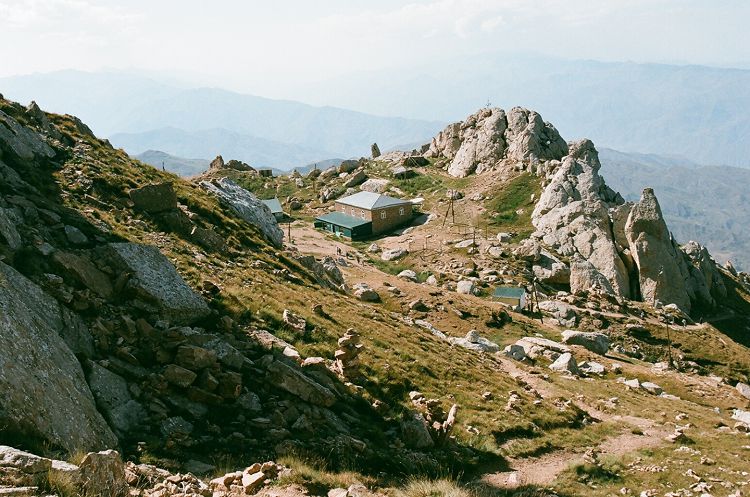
380,211,387,220
399,207,405,216
351,208,355,216
360,210,365,219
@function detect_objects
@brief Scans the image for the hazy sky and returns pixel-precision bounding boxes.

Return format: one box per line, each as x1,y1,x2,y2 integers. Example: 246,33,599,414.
1,0,748,96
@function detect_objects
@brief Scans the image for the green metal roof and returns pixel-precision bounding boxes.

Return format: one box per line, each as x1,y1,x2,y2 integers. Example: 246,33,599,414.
315,211,372,229
493,287,526,299
261,198,283,214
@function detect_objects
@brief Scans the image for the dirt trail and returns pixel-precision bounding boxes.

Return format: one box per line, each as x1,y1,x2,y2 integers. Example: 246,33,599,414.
292,215,676,489
481,357,672,488
482,425,669,487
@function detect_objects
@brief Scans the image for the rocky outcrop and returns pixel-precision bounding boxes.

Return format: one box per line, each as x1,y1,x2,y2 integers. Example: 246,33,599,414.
103,243,210,324
0,262,117,452
624,189,726,313
0,109,55,164
504,107,569,163
532,139,630,297
531,139,726,314
200,178,284,248
625,188,693,311
425,107,567,178
209,155,255,173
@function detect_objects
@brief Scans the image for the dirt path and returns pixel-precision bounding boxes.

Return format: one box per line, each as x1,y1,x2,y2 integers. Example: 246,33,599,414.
481,357,672,488
482,425,669,488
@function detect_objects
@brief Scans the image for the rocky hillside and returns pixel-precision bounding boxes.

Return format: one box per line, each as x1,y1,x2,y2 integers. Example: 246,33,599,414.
2,97,750,497
0,97,483,475
419,107,732,316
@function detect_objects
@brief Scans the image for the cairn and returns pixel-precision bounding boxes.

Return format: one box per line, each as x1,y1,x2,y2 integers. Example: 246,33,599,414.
333,329,363,380
409,391,458,445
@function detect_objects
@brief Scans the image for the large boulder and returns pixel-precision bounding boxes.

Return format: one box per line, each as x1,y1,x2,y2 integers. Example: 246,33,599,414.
548,352,581,376
103,243,210,324
561,330,610,356
352,283,380,302
0,262,117,452
129,182,178,213
381,248,407,261
532,248,571,286
514,337,570,361
77,449,129,497
360,178,389,193
86,362,147,437
200,178,284,248
343,170,367,188
52,251,113,299
0,445,53,474
265,359,336,407
456,279,476,295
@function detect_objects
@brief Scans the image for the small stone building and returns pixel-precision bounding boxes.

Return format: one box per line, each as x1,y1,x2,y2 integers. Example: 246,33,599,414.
314,192,413,239
261,198,284,221
493,287,527,311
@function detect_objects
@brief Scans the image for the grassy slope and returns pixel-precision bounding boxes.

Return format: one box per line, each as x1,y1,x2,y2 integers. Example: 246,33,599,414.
7,98,750,495
3,100,609,484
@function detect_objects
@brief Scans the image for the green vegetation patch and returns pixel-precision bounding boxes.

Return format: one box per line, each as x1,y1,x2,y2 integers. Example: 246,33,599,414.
484,173,541,238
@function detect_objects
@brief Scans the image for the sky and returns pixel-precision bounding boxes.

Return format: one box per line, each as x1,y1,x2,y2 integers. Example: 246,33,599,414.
1,0,749,98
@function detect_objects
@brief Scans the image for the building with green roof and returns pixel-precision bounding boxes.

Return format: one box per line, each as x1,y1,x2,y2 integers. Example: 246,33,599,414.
492,286,527,310
261,198,284,220
314,211,373,240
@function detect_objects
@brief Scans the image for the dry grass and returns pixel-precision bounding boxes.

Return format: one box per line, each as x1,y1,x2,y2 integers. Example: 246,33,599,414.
45,469,79,497
395,479,474,497
276,455,376,491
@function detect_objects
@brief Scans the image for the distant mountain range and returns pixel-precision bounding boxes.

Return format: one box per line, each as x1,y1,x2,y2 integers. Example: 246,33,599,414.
133,150,327,178
118,127,337,170
599,148,750,271
0,70,443,169
4,59,750,169
304,54,750,169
